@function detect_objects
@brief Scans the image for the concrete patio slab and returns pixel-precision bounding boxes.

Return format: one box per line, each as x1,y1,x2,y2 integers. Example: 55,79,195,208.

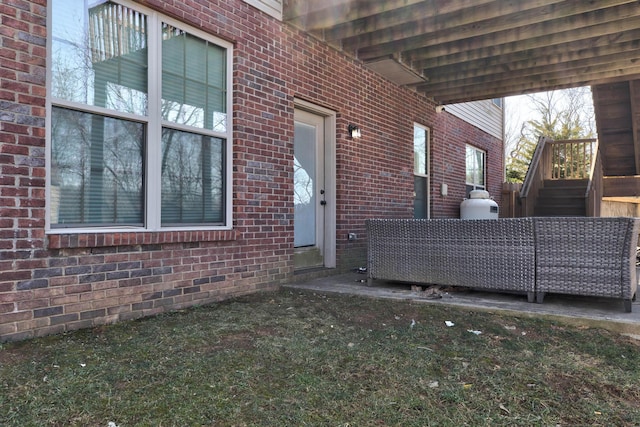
285,272,640,337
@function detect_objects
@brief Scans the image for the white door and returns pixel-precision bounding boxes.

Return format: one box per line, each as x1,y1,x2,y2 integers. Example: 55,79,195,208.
294,109,326,269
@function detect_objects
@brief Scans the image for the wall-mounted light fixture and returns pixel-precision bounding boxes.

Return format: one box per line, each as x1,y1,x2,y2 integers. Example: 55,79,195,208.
348,124,362,139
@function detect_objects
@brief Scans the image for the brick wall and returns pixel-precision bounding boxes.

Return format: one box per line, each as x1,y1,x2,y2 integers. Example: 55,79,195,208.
0,0,503,342
431,113,504,218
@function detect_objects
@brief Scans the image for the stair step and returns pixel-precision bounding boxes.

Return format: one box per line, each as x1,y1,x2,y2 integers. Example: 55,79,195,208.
537,198,585,205
537,198,584,206
538,188,586,197
534,206,587,216
543,178,589,188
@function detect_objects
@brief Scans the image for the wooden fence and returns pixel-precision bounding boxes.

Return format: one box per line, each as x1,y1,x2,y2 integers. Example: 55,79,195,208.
501,182,522,218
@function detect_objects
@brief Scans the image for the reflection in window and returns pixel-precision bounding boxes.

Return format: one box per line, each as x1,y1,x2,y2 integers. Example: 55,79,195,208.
51,1,148,115
51,107,144,227
294,156,313,205
161,129,224,225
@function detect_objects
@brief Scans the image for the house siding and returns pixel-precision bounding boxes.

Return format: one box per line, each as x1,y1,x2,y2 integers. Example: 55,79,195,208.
447,100,504,140
243,0,282,19
0,0,503,342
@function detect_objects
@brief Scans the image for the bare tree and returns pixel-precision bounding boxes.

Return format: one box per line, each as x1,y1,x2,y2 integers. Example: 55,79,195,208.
505,88,595,183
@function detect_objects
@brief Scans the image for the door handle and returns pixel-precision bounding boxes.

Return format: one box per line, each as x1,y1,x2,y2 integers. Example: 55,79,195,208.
320,200,327,206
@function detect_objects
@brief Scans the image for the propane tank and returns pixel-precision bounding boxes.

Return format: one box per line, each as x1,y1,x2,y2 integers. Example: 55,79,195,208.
460,190,499,219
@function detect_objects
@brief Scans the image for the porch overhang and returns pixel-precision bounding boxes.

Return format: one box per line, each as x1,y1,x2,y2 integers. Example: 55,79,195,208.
283,0,640,104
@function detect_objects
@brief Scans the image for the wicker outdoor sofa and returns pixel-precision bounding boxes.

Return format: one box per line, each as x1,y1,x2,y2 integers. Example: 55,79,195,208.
534,217,640,312
366,217,640,312
366,218,537,302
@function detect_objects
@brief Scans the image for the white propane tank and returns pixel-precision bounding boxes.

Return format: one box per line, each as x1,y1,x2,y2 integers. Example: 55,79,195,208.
460,190,499,219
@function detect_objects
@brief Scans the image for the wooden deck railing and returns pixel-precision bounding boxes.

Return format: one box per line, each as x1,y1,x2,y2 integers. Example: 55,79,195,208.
547,139,596,180
89,2,147,63
519,136,549,217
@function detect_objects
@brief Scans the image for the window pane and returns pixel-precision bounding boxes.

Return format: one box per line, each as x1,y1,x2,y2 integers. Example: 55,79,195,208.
51,107,144,227
476,150,485,186
51,1,148,115
162,25,227,132
466,145,485,188
161,129,224,225
414,126,427,175
294,122,317,247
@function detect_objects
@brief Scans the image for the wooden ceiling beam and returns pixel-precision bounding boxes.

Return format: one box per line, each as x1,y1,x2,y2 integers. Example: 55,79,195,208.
413,28,640,73
345,0,596,56
418,41,640,86
355,1,639,61
425,71,640,105
421,60,640,94
406,6,640,66
323,0,528,43
421,65,640,105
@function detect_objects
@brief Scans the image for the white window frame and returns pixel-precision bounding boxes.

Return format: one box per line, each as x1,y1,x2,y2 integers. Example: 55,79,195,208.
465,144,486,191
46,0,234,233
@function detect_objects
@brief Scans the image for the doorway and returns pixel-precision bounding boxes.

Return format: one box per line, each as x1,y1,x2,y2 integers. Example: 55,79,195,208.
293,102,336,270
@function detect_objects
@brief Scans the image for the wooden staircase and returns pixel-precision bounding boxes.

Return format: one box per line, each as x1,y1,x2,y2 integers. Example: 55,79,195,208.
517,137,600,217
534,179,588,217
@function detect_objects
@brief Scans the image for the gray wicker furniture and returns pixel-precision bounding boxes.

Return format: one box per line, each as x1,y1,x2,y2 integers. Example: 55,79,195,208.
366,218,536,302
366,217,640,312
534,217,640,312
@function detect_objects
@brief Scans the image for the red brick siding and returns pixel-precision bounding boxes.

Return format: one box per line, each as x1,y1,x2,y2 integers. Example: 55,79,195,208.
0,0,503,341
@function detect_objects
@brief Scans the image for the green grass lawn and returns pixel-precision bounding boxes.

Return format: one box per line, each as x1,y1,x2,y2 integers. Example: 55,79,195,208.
2,289,640,426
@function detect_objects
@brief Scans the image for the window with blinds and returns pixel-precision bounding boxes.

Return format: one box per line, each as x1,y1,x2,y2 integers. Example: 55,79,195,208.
49,0,232,230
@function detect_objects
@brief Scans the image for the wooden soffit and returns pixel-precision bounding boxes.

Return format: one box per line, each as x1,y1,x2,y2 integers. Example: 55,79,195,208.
283,0,640,104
